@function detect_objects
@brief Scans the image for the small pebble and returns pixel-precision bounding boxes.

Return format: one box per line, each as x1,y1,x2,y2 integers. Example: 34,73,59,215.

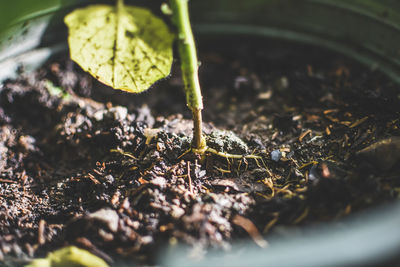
170,205,185,219
104,175,114,185
271,149,282,162
308,165,320,182
88,208,119,232
108,106,128,121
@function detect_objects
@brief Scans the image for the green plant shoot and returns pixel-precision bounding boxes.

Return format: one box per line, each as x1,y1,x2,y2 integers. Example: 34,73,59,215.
168,0,206,151
65,0,205,151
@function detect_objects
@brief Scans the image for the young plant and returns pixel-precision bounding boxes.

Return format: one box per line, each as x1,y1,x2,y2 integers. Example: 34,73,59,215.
64,0,205,151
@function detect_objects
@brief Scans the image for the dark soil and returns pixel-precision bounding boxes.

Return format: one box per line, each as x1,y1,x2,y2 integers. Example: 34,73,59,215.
1,38,400,266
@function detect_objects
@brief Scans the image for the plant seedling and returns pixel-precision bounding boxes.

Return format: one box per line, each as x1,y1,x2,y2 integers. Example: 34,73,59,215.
64,0,206,151
65,0,263,163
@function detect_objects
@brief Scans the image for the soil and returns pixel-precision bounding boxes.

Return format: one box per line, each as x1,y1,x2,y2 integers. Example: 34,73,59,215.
1,38,400,266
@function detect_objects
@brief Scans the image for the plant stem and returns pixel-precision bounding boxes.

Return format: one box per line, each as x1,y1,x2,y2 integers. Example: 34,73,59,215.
117,0,124,10
169,0,206,150
192,108,204,150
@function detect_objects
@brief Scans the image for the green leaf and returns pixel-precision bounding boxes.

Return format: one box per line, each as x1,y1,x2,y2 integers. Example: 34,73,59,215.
45,80,71,100
64,3,174,93
26,246,109,267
